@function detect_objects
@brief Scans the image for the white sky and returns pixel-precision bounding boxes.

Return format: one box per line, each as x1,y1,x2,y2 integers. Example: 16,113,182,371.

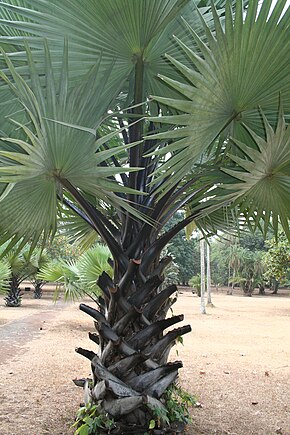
263,0,290,15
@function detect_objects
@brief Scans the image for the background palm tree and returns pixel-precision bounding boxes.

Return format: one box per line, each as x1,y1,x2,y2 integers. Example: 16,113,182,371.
199,236,206,314
27,249,49,299
206,242,213,306
0,245,38,306
0,0,289,432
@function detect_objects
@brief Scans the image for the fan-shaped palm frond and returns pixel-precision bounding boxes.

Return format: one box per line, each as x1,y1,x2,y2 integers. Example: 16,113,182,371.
221,108,290,238
78,245,112,291
0,1,210,103
150,0,290,186
0,242,37,279
38,259,81,302
0,259,10,293
0,43,143,248
39,244,112,302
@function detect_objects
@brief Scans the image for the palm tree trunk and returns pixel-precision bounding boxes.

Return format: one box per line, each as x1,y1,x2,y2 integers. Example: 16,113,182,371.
271,278,279,294
227,262,232,295
76,239,192,433
206,242,213,307
5,276,22,307
73,43,194,434
33,281,43,299
200,237,206,314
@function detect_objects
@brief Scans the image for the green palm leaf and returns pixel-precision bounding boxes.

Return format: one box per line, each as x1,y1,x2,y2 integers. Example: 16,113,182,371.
39,244,112,301
0,42,145,247
222,108,290,238
38,259,82,302
0,0,235,123
150,0,290,185
0,259,11,293
78,245,112,291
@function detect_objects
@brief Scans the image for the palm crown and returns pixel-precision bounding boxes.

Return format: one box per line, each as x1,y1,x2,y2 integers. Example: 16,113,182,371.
0,0,289,253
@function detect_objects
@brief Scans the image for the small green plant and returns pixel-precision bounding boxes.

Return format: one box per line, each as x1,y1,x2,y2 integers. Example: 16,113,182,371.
165,384,197,425
147,384,197,432
72,402,116,435
189,274,201,296
148,404,170,430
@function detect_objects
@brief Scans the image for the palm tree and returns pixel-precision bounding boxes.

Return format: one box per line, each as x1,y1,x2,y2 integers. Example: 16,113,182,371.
0,246,38,306
26,249,49,299
199,237,206,314
226,241,242,295
206,242,213,306
0,0,289,432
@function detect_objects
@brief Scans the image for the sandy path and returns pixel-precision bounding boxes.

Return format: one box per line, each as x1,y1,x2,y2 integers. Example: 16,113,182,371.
0,302,67,365
176,292,290,435
0,290,289,435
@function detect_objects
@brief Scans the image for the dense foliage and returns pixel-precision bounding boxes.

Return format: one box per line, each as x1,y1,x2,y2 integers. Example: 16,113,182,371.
263,234,290,291
39,244,112,301
164,214,200,285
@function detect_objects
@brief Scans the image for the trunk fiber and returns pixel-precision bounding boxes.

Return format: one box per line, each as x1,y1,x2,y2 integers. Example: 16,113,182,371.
76,255,191,434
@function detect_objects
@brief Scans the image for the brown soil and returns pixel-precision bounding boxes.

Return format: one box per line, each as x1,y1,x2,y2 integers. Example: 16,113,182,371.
0,288,289,435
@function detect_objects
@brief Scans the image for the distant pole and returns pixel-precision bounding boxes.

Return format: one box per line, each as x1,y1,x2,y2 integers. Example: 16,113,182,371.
207,242,213,306
200,237,206,314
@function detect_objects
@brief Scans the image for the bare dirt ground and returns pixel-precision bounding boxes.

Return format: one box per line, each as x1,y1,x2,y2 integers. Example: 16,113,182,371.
0,287,289,435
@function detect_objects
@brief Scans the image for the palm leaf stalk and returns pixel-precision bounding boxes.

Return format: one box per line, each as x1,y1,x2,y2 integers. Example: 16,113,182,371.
0,0,289,433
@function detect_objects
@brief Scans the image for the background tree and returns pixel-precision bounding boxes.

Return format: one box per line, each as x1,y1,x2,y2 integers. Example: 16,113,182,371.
44,235,81,262
210,241,230,287
210,235,266,295
239,232,267,252
206,242,213,306
228,247,264,296
0,245,38,306
200,237,206,314
263,233,290,293
29,249,50,299
0,0,289,433
164,213,199,285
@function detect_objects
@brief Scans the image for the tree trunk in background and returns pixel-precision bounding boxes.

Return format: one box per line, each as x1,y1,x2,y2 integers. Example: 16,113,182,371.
271,278,279,294
206,243,213,307
258,283,265,295
4,276,22,307
200,238,206,314
33,282,43,299
227,262,232,295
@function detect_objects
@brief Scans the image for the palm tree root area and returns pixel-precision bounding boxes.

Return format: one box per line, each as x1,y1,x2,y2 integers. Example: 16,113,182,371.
4,287,23,307
74,270,192,434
